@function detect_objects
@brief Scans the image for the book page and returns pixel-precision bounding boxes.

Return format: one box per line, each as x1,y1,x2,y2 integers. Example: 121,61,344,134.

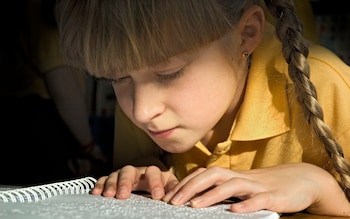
0,193,279,219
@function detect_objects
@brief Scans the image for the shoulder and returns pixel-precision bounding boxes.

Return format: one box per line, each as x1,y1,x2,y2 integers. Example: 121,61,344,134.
307,44,350,141
308,44,350,90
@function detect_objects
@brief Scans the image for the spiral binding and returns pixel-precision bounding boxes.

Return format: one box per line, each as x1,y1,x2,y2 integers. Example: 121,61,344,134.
0,176,97,203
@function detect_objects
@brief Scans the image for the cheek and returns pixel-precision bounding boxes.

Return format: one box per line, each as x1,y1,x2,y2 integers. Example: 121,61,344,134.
187,71,235,106
188,71,238,120
173,76,230,119
113,86,134,118
117,98,133,118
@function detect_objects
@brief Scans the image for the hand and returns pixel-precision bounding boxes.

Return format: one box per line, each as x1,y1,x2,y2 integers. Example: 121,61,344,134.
162,163,350,216
78,143,108,164
68,144,109,177
67,157,92,176
91,165,178,200
86,144,108,164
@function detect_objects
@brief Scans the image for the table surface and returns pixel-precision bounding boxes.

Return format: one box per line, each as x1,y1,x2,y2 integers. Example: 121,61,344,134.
281,213,347,219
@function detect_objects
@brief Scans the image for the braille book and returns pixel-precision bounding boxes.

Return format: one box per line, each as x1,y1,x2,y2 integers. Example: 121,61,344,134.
0,176,279,219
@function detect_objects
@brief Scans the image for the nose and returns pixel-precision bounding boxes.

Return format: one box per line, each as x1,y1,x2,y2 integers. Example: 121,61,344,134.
132,84,165,123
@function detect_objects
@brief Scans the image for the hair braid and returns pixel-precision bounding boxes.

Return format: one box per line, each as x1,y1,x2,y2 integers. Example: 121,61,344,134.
264,0,350,200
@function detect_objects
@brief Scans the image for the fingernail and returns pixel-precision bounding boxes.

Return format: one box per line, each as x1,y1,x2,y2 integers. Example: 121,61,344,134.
117,186,128,199
162,190,173,202
171,193,182,205
152,188,163,199
190,197,202,207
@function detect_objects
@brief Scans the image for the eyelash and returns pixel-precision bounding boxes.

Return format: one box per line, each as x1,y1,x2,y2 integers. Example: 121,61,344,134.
112,68,184,85
157,69,184,82
112,77,130,85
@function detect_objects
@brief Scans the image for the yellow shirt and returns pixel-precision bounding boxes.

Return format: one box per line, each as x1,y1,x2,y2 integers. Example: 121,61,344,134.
171,23,350,180
113,23,350,181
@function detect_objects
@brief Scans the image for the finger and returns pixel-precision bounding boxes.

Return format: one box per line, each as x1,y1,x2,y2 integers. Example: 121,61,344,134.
180,172,259,208
164,174,179,193
116,165,143,199
189,178,247,208
101,171,121,197
230,192,275,213
163,167,206,203
144,166,166,200
91,176,108,195
169,167,236,206
185,175,261,208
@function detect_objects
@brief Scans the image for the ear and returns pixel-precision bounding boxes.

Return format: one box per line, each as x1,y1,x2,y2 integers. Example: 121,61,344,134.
237,5,265,54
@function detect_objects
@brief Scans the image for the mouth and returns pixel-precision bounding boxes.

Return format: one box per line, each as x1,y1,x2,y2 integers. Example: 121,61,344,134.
148,128,176,138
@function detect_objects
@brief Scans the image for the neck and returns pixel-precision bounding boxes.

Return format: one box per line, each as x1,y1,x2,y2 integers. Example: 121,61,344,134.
202,75,248,152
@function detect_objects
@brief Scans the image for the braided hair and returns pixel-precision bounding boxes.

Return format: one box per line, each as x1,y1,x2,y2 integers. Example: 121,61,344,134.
264,0,350,200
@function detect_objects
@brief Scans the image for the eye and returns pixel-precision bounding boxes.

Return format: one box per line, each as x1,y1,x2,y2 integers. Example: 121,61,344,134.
111,76,131,85
157,69,184,82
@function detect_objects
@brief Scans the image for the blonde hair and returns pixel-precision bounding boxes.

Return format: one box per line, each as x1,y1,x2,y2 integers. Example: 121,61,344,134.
56,0,350,200
56,0,249,77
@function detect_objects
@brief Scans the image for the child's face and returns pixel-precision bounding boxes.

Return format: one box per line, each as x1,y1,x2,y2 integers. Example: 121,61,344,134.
112,36,248,153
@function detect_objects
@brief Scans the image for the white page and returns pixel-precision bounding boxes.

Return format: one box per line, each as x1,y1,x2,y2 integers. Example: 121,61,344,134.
0,193,280,219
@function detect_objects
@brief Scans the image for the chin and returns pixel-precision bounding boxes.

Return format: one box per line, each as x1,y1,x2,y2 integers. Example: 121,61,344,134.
159,144,193,154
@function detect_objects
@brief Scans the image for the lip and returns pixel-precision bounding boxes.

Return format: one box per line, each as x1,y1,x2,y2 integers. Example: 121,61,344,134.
148,128,176,138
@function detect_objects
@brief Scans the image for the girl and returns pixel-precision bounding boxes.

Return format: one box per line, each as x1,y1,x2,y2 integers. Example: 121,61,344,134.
56,0,350,216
